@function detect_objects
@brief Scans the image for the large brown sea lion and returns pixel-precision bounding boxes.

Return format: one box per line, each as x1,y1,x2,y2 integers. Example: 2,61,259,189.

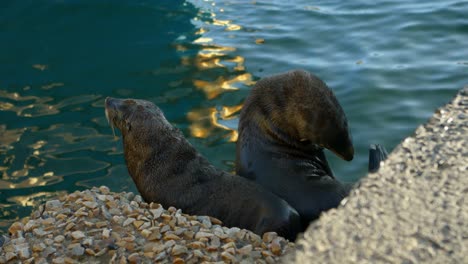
104,97,301,240
236,69,354,229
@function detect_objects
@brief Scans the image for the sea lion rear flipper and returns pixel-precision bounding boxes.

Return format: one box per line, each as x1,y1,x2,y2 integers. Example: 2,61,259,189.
368,144,388,173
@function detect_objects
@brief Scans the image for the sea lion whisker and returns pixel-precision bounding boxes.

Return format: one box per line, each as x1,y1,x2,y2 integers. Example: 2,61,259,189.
104,108,117,138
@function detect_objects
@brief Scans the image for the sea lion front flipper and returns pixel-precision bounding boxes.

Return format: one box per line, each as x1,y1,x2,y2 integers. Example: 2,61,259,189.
368,144,388,173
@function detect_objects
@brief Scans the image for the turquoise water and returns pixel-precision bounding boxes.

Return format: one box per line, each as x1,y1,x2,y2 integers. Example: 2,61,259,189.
0,0,467,231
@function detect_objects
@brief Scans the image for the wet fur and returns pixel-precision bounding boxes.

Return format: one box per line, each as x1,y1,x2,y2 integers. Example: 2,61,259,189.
105,98,301,240
236,70,353,229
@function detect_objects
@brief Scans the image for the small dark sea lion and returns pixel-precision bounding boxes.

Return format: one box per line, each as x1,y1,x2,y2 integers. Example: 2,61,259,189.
104,97,301,240
236,70,354,229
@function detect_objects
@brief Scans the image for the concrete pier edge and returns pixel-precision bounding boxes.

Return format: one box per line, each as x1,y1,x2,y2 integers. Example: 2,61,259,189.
285,86,467,263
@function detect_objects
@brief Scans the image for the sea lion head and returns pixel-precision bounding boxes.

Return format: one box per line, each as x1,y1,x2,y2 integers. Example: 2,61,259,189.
104,97,171,139
247,70,354,161
289,70,354,161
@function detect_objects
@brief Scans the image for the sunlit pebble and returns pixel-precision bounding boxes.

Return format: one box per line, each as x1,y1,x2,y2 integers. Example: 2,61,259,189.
0,187,294,262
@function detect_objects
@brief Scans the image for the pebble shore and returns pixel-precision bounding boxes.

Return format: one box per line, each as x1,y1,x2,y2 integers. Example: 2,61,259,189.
0,186,294,263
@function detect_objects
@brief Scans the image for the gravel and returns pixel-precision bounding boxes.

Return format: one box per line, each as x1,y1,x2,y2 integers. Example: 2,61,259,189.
0,186,294,263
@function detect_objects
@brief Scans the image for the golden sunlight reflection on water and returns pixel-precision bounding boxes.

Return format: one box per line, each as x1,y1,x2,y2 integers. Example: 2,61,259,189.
185,8,255,140
187,104,242,142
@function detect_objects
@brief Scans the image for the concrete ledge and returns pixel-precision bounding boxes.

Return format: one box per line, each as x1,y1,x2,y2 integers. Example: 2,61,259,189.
286,87,468,263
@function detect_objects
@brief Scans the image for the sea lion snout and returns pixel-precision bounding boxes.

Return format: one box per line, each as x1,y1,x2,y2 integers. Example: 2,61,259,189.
325,130,354,161
329,144,354,161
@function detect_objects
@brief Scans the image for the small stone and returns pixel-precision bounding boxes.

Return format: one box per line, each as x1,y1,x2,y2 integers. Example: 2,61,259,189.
65,222,76,231
70,245,85,256
132,220,144,229
150,207,164,218
164,240,176,250
210,236,221,247
23,257,35,264
188,241,205,249
102,228,111,239
143,252,154,258
262,232,278,243
226,227,240,238
206,245,219,252
85,248,96,256
8,222,23,235
32,242,46,252
221,251,237,262
270,240,282,255
84,221,94,227
173,257,185,264
139,221,151,230
195,231,213,239
96,221,108,228
250,250,262,258
238,244,253,255
5,252,16,261
24,220,37,232
75,208,89,217
172,245,188,255
18,246,31,259
56,214,68,220
148,230,162,241
108,208,120,215
193,249,204,258
209,216,223,225
265,256,276,264
164,233,181,241
152,244,166,254
65,257,77,264
52,257,65,264
221,242,236,250
99,186,110,194
33,228,48,237
127,253,140,263
183,230,195,239
54,235,65,243
161,213,172,221
143,242,157,252
112,216,125,225
83,201,98,209
71,231,85,240
43,246,57,257
82,238,93,247
44,238,54,246
123,218,135,227
155,251,167,261
95,248,108,257
43,218,56,225
141,229,151,238
45,200,62,211
160,225,170,233
225,247,236,256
